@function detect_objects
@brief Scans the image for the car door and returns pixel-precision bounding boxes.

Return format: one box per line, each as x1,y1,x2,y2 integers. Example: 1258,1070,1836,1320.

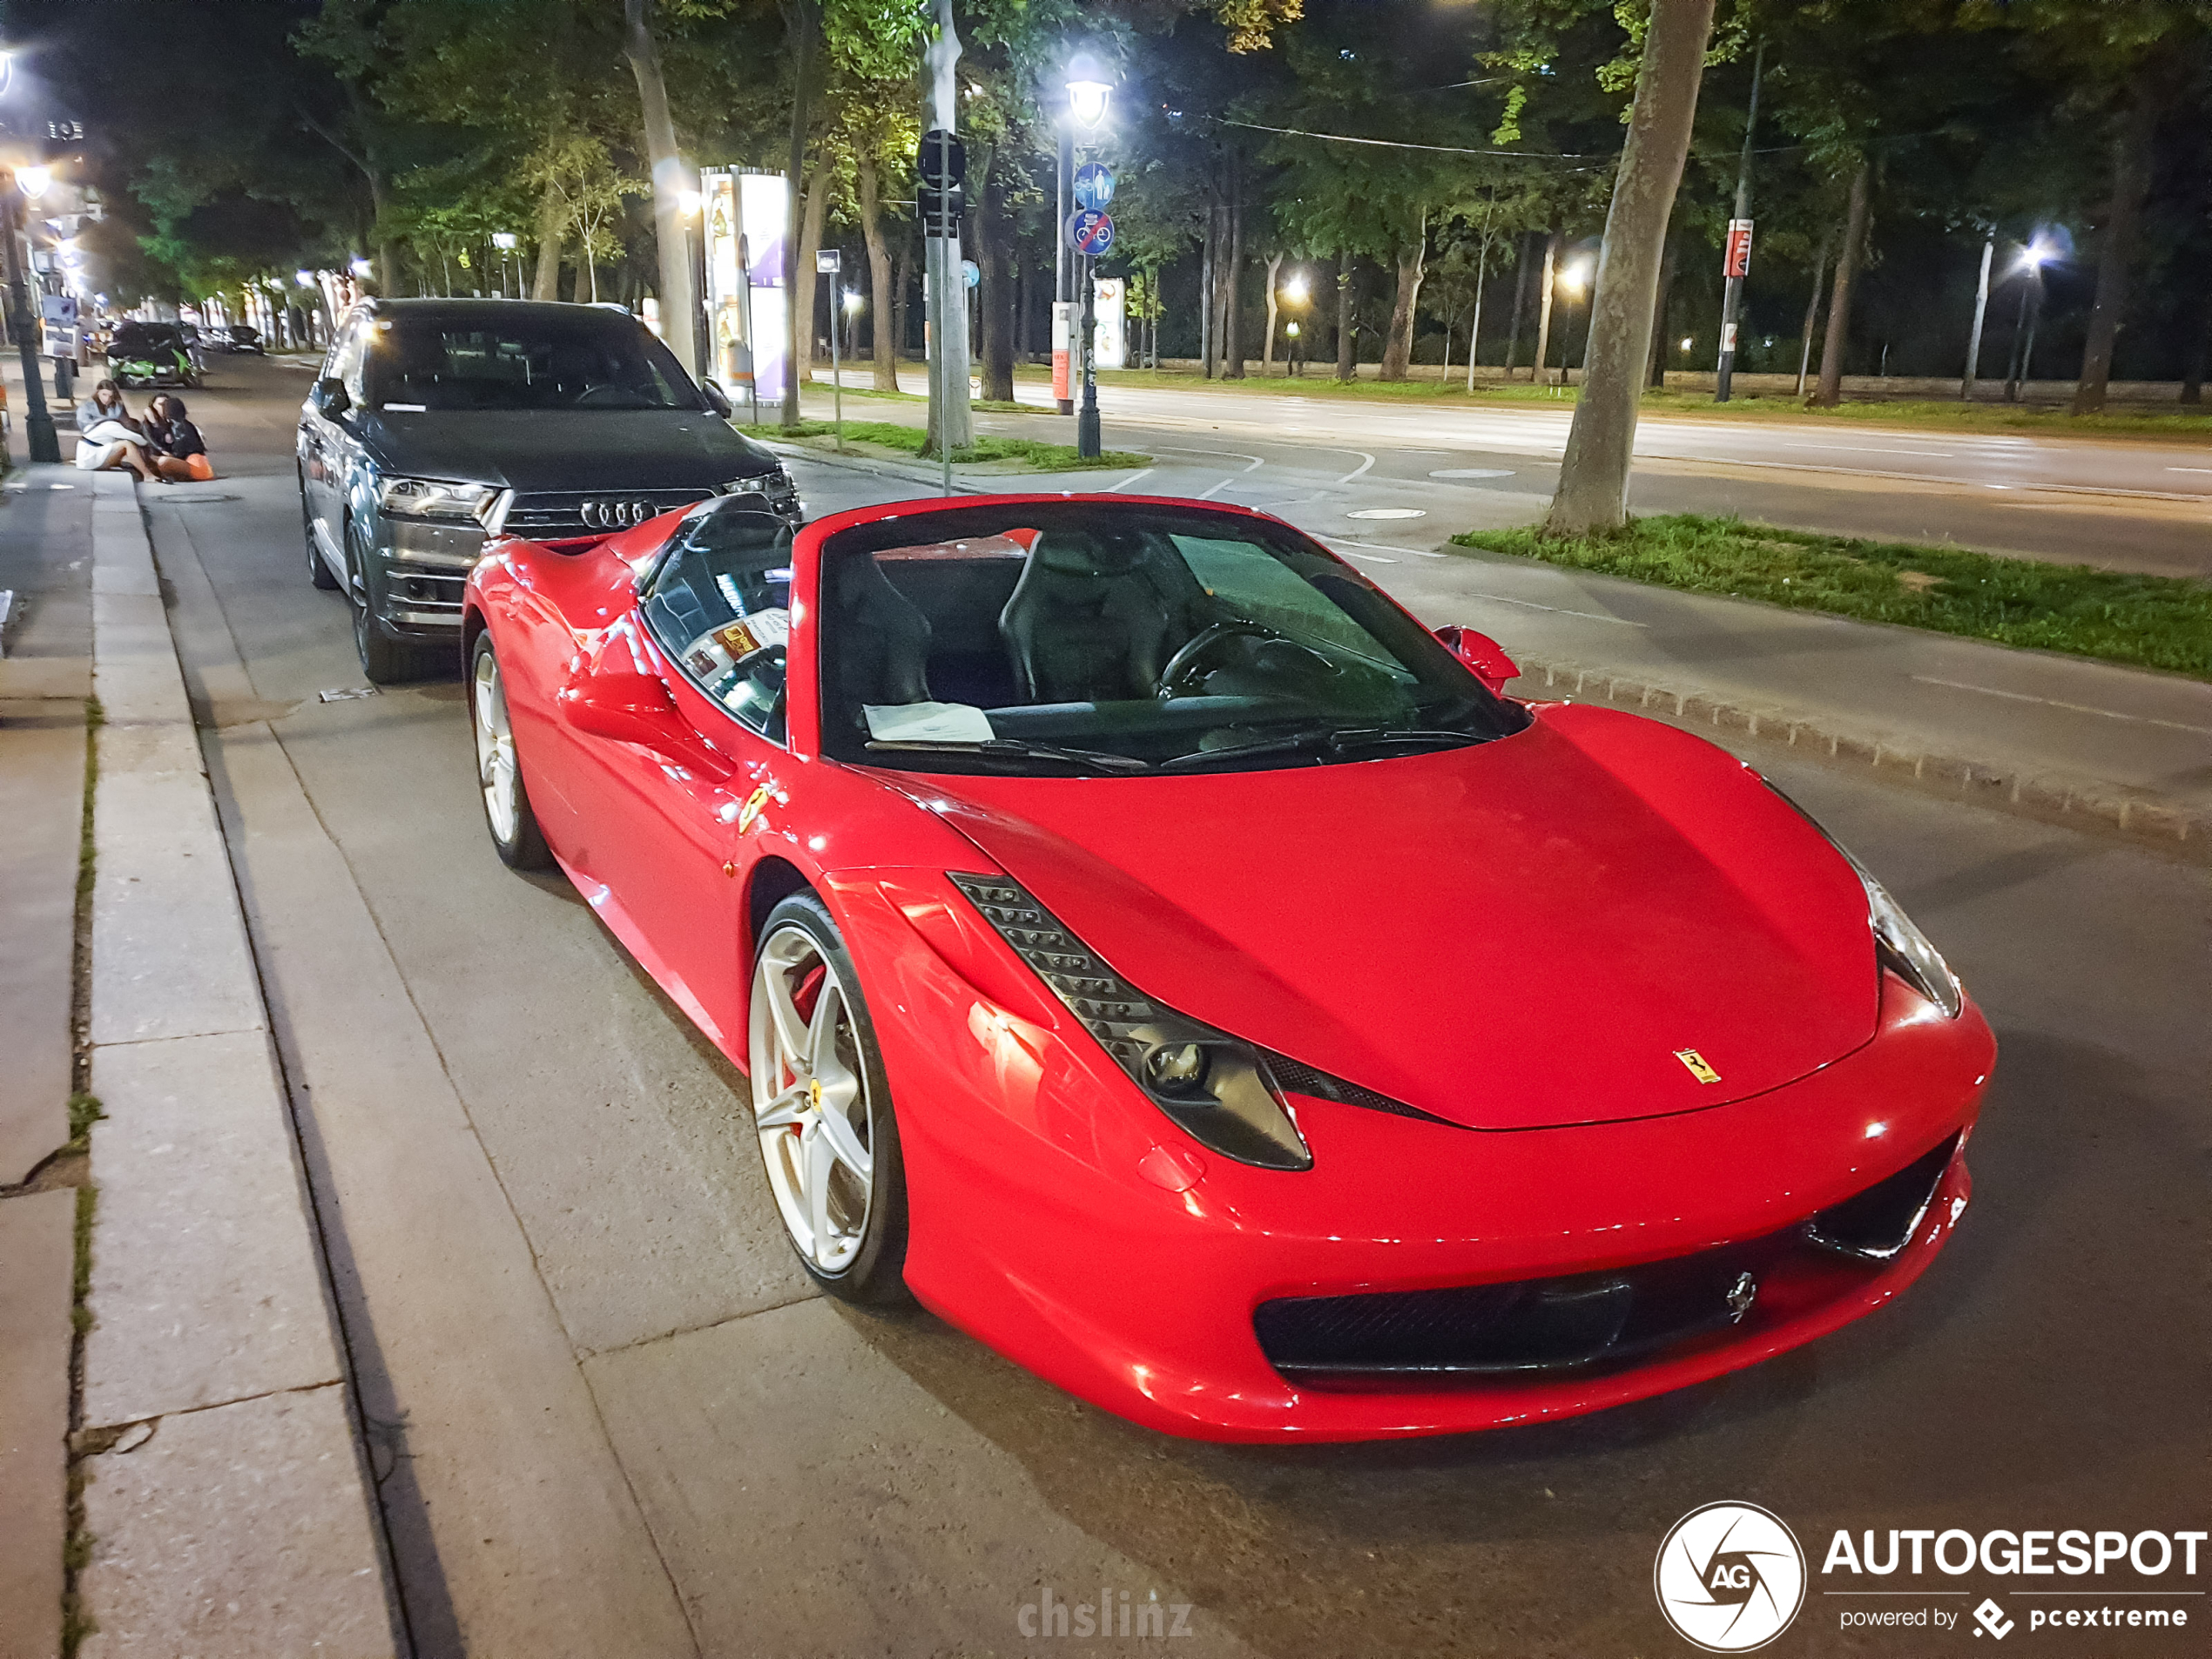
551,511,794,1057
301,320,363,570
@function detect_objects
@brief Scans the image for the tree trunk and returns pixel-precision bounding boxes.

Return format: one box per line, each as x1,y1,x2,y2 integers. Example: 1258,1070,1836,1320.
1379,207,1427,381
894,233,913,369
1199,197,1217,378
622,0,699,375
1223,152,1245,378
1504,233,1534,377
979,160,1015,401
2072,84,2159,415
858,154,900,392
780,0,824,428
1262,251,1283,372
1532,230,1561,383
1645,230,1677,388
1813,159,1871,407
1795,230,1831,398
1546,0,1717,535
530,179,565,300
793,152,831,376
2182,287,2210,405
1334,248,1357,381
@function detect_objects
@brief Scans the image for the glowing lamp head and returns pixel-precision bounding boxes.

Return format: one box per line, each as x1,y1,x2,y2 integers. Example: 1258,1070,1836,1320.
295,269,316,287
678,189,703,219
1065,52,1112,128
2020,239,2054,273
491,232,518,251
1285,321,1299,338
1558,258,1593,297
18,165,51,199
1679,335,1694,352
1281,274,1309,306
842,289,863,313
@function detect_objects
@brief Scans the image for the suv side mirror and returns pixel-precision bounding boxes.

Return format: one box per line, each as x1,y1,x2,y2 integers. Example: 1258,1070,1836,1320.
311,377,352,418
1433,624,1520,697
699,378,733,419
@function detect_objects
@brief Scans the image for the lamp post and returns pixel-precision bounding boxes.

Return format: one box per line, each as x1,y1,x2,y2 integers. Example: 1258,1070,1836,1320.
2003,239,2051,405
1,167,60,461
1279,274,1309,378
1065,53,1110,460
1554,257,1592,393
490,232,517,299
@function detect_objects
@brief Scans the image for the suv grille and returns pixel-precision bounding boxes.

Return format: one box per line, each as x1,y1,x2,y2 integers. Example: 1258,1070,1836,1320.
505,489,718,537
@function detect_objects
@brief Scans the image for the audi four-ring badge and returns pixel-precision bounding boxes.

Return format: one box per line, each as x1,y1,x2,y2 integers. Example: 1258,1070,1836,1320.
457,489,1994,1443
298,296,802,685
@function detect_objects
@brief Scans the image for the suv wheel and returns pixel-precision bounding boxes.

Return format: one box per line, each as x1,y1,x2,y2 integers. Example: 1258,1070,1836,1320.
345,520,435,685
302,475,340,590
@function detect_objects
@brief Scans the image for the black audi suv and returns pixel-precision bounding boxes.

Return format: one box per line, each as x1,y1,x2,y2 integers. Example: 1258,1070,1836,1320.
298,298,801,682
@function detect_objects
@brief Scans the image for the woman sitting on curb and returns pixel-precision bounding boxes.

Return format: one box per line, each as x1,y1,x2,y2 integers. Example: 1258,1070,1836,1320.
146,394,214,481
74,379,165,483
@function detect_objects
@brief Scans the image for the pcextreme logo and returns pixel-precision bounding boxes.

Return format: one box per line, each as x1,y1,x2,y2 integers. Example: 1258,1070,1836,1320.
1655,1502,1809,1652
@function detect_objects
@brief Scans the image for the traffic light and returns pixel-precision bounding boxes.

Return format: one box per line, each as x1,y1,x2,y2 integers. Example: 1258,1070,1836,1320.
916,129,966,239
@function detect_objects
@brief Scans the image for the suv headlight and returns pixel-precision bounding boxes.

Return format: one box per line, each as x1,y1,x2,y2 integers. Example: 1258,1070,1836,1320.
723,467,799,514
1766,783,1962,1017
949,874,1312,1170
381,476,497,523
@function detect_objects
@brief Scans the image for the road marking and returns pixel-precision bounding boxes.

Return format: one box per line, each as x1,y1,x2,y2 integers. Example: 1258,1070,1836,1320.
1336,549,1398,564
1461,593,1649,626
1429,468,1518,480
1323,536,1440,559
2167,466,2212,474
1347,507,1426,520
1336,451,1377,483
1772,441,1958,456
1912,676,2212,735
1106,468,1157,493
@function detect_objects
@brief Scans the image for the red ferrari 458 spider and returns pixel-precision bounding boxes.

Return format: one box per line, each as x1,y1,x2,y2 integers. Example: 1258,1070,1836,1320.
462,489,1994,1442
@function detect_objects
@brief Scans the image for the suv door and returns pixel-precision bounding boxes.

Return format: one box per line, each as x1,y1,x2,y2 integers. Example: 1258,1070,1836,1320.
301,316,368,572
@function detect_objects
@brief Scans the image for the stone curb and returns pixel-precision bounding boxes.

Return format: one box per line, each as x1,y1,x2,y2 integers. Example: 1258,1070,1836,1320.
1514,654,2209,860
78,472,401,1656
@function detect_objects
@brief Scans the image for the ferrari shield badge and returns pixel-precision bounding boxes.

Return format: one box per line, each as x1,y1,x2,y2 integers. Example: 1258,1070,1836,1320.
1673,1048,1723,1084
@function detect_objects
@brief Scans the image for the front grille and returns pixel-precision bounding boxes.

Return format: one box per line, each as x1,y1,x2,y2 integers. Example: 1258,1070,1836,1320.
1257,1246,1764,1382
505,488,716,537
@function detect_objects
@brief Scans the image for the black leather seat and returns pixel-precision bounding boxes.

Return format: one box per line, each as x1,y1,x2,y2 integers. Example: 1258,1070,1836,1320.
997,529,1196,703
833,554,934,713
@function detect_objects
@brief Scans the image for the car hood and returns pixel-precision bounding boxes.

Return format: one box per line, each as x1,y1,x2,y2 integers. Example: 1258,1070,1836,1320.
355,409,775,492
912,705,1878,1131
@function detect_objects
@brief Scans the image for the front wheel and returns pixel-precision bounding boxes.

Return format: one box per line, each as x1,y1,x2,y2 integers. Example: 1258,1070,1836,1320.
469,635,552,870
748,893,910,1303
345,521,436,685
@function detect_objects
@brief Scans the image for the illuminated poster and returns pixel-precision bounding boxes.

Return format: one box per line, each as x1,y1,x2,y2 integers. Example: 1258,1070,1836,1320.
738,171,790,408
701,169,750,396
1092,277,1126,372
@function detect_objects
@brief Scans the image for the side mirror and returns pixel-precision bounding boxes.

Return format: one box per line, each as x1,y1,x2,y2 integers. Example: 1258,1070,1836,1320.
558,667,732,779
1434,624,1520,697
700,378,732,419
311,377,351,418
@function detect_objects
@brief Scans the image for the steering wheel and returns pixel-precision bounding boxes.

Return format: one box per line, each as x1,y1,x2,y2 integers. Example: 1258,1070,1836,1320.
1157,620,1335,698
573,383,635,408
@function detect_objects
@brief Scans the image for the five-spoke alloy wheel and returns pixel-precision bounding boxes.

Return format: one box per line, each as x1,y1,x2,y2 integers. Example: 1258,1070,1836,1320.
748,893,908,1300
469,635,551,870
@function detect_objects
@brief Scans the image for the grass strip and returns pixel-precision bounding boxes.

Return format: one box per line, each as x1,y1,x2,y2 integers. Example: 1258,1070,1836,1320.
744,419,1149,471
1052,366,2212,440
1451,515,2212,681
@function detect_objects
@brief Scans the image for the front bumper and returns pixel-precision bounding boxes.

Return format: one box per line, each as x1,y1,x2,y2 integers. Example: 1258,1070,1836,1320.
829,871,1996,1442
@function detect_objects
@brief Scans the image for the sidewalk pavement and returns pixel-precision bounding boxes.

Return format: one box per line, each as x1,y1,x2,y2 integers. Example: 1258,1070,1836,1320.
773,438,2211,858
0,443,400,1656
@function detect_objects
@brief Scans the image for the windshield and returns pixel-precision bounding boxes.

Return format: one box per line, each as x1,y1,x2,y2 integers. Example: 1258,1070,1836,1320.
817,502,1527,777
111,325,180,355
363,314,703,413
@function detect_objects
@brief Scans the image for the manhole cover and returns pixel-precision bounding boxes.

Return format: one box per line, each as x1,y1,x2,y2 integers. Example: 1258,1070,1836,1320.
1345,508,1426,520
1428,469,1517,480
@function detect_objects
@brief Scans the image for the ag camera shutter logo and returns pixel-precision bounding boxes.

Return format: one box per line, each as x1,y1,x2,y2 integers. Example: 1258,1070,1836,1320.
1655,1502,1807,1652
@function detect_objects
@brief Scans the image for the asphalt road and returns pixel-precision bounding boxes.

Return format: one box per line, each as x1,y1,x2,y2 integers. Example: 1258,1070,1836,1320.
152,360,2205,1657
825,368,2212,580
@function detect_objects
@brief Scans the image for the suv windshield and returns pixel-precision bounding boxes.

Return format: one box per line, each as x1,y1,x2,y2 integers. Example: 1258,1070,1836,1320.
364,313,702,413
818,502,1528,777
111,324,181,355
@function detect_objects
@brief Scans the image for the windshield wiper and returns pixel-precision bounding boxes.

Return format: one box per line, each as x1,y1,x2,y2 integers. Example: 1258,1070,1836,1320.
865,738,1153,774
1159,725,1482,772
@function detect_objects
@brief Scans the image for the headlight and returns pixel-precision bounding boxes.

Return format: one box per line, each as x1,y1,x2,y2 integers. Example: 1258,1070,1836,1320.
722,468,799,513
380,476,497,523
1765,783,1962,1018
949,873,1313,1170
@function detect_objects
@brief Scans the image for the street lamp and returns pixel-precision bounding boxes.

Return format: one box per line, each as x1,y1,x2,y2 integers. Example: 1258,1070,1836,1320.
1066,52,1113,457
2004,235,2054,404
18,165,51,200
1278,274,1310,376
1554,257,1594,387
490,231,517,298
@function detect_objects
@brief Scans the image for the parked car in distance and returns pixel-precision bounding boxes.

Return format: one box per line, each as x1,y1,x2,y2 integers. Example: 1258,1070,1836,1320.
213,323,263,354
298,297,802,683
107,320,199,388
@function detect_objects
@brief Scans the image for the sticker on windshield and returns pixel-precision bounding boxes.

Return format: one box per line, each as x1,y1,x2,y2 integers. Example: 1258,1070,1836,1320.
863,702,995,744
714,606,790,661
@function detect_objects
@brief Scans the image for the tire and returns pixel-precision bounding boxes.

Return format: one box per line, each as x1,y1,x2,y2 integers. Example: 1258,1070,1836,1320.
302,473,340,590
344,519,436,685
748,892,911,1304
468,634,553,871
